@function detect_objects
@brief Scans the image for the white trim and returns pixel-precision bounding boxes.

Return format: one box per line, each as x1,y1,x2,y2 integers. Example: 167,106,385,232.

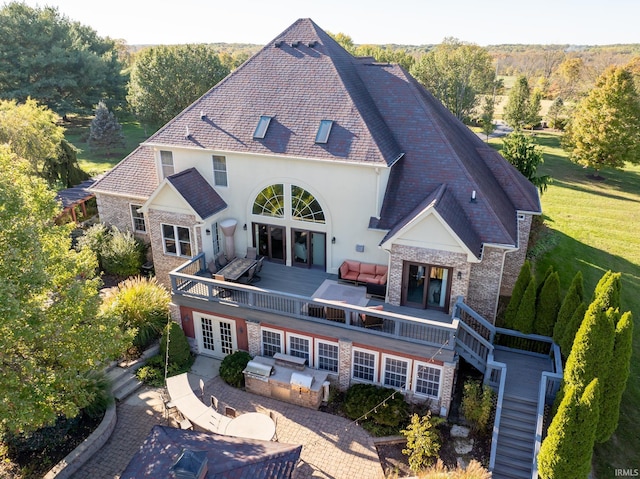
160,223,193,258
313,338,340,375
381,353,411,391
260,326,284,357
130,203,147,233
411,361,443,399
285,332,313,365
193,312,237,359
351,347,379,384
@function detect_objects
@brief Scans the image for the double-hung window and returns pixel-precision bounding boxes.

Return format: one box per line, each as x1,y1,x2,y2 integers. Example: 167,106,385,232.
382,355,409,390
261,328,283,357
160,150,174,178
212,155,227,187
352,348,377,382
413,362,441,398
287,334,311,365
130,204,146,233
161,224,192,257
315,340,339,373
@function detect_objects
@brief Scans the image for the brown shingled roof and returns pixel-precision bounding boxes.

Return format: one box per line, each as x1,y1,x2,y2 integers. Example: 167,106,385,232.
90,145,158,199
166,167,227,220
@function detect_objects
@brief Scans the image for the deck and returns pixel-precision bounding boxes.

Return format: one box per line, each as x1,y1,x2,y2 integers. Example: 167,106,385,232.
493,349,553,398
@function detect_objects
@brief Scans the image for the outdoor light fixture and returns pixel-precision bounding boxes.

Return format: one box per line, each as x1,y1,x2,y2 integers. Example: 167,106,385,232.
243,224,247,231
331,237,336,244
457,271,462,280
205,229,211,235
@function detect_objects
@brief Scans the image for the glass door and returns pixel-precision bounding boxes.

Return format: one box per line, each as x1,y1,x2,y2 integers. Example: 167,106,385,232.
402,262,450,311
196,314,237,359
254,223,286,263
292,229,326,269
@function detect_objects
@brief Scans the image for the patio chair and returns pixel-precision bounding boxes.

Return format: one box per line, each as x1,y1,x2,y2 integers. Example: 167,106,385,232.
210,395,219,411
239,264,258,284
254,256,265,280
269,410,278,441
207,259,217,275
225,406,237,418
326,303,346,323
216,251,228,268
214,274,233,299
180,418,193,430
245,246,257,259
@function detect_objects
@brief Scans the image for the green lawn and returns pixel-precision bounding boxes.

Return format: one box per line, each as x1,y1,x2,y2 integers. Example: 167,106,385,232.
63,114,152,176
491,131,640,477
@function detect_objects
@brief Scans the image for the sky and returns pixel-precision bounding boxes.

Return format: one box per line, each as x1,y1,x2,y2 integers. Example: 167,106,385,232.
10,0,640,46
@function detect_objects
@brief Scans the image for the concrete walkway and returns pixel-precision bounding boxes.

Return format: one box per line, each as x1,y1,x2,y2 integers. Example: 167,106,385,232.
71,356,384,479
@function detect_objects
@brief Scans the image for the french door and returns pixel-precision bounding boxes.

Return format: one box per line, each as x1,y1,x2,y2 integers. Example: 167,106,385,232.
194,313,237,359
401,262,451,311
254,223,286,263
292,229,326,269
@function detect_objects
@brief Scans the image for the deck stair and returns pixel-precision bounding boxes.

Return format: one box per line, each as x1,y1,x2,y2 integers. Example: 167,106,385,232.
492,394,538,478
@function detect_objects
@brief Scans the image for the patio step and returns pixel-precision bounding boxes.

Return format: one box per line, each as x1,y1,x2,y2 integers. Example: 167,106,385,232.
106,344,160,402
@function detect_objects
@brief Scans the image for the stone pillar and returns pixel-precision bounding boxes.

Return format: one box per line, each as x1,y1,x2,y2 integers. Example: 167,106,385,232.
439,360,458,417
337,339,352,391
246,320,262,357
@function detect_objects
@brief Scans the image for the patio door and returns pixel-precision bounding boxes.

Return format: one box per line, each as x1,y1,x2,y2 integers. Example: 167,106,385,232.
401,262,451,311
292,229,326,269
254,223,286,263
194,313,237,359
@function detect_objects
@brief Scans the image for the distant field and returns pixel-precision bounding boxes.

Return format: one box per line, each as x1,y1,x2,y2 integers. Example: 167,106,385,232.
491,132,640,478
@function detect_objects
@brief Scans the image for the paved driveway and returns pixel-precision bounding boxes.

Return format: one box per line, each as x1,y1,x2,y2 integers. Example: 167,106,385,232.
71,356,384,479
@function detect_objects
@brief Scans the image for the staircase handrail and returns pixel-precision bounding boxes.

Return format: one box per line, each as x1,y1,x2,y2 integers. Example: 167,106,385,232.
487,353,507,472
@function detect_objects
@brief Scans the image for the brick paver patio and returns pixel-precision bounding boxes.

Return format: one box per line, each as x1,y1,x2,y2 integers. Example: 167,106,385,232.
71,370,384,479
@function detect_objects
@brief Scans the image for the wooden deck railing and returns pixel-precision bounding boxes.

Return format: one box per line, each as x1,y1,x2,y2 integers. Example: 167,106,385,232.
170,254,457,351
486,353,507,472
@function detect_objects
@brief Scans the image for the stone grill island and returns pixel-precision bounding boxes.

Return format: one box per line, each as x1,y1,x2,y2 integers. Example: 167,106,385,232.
243,353,329,409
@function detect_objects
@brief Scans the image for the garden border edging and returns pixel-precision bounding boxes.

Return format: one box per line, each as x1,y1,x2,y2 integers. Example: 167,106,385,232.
43,401,117,479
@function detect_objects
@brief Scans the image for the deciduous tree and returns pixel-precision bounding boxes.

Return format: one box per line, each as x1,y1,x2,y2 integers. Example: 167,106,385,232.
0,2,126,115
410,38,496,121
0,146,127,434
0,98,65,175
563,66,640,177
479,95,496,141
127,44,230,127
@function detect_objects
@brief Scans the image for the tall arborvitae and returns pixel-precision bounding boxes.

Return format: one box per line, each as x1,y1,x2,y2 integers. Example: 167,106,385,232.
538,379,600,479
564,300,615,391
553,271,584,355
596,311,633,443
504,260,532,329
513,278,536,334
559,301,587,357
536,265,554,298
590,270,621,310
535,271,561,336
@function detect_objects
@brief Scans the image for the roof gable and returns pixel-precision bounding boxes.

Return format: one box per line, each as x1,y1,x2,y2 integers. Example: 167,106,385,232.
145,18,402,166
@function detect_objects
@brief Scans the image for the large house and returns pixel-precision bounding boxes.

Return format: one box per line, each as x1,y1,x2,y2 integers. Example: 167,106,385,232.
91,18,540,415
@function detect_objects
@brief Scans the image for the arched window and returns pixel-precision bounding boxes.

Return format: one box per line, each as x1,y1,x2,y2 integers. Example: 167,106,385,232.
291,185,325,223
253,184,285,218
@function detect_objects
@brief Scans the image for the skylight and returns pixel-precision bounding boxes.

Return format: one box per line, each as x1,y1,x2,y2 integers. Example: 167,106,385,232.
315,120,333,144
253,115,272,139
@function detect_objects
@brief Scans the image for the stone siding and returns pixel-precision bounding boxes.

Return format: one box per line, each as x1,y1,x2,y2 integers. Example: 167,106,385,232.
387,245,470,315
246,320,262,357
466,246,505,322
439,361,457,416
147,208,199,287
94,193,150,243
337,339,353,391
501,214,534,296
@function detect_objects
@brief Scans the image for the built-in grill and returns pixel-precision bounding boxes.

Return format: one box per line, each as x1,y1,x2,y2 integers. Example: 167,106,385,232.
243,360,273,382
290,372,313,390
243,356,329,410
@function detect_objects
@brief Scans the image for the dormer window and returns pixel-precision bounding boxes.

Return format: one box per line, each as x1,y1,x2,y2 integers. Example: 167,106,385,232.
315,120,333,144
253,115,272,139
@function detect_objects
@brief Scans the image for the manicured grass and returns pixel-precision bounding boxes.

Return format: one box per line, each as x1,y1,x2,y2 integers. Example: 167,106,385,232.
491,131,640,477
62,114,152,176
